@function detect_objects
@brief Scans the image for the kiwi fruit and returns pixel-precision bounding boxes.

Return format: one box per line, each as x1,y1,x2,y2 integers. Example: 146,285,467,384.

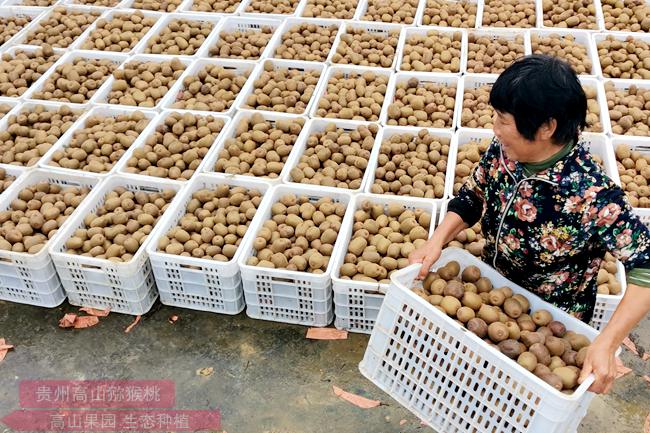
533,363,552,378
518,320,537,332
562,349,578,366
456,306,476,323
477,304,499,324
438,260,460,280
475,277,493,293
517,352,538,371
503,297,523,318
566,333,590,351
545,336,566,357
488,289,506,306
463,282,478,293
520,331,545,347
430,279,447,295
532,309,552,326
462,292,483,311
512,294,530,312
575,347,589,368
423,272,437,292
499,287,513,298
467,317,488,338
444,280,465,299
539,373,563,391
548,320,566,337
428,294,443,306
461,265,481,283
505,321,521,340
440,295,461,316
479,292,491,303
549,356,566,371
553,366,579,390
498,339,523,359
529,343,551,366
537,326,553,339
412,288,429,299
488,322,509,343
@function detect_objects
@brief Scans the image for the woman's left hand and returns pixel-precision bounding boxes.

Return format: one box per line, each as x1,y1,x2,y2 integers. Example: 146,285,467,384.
577,335,617,394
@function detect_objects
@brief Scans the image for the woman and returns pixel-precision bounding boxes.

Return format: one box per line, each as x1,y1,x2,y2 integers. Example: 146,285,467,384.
409,54,650,394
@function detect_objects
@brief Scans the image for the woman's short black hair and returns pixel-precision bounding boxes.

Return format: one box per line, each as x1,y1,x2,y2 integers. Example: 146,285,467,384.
489,54,587,145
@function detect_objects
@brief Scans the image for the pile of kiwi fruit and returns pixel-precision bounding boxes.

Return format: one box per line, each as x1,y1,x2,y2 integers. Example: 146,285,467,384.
412,260,591,393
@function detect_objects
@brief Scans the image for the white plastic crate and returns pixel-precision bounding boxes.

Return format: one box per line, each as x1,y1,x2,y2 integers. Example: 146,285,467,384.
179,0,247,14
465,28,531,74
60,0,129,8
146,173,273,314
120,0,192,12
132,11,222,57
380,72,461,128
280,117,381,193
416,0,480,28
91,53,194,110
237,183,355,327
593,32,650,81
38,106,159,178
537,0,605,32
354,0,424,25
65,272,159,315
590,260,626,331
0,45,65,100
0,169,99,307
456,73,499,130
478,0,537,28
200,109,307,184
579,76,610,135
530,29,601,77
364,126,454,207
0,100,88,168
598,0,650,33
114,109,231,183
48,174,184,313
76,8,163,54
294,0,361,19
581,132,621,185
331,193,438,333
266,17,343,64
603,79,650,138
237,58,326,116
0,7,48,49
329,21,403,69
361,247,608,433
160,58,258,117
395,26,466,74
196,15,284,59
0,164,26,195
22,50,128,104
239,0,305,18
447,128,493,199
0,97,22,119
9,5,104,49
309,64,393,122
611,135,650,225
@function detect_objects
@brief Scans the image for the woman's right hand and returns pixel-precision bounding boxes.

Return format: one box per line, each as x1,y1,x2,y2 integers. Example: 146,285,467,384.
408,240,442,280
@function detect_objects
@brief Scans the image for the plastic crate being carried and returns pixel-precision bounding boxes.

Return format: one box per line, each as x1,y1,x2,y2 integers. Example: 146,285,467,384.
611,135,650,226
146,173,273,314
48,174,184,315
0,169,99,307
360,247,610,433
331,193,438,334
237,183,355,327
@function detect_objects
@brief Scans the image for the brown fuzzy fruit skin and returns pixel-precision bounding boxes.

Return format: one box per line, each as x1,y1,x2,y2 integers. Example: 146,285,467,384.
517,351,538,371
533,363,552,378
461,265,481,283
562,349,578,366
477,304,499,324
575,347,589,368
520,331,546,347
467,317,488,338
487,322,509,343
567,333,591,351
548,320,567,337
539,372,563,391
456,306,476,323
553,366,579,390
503,297,523,318
529,343,552,366
462,292,483,311
545,336,567,357
532,309,553,326
498,339,523,359
444,280,465,299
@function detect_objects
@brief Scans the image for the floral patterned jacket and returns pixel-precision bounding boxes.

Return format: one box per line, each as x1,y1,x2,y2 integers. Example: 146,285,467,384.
448,137,650,322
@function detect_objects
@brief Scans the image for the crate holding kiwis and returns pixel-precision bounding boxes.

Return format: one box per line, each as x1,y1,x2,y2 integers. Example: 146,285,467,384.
24,7,101,49
413,257,593,393
605,82,650,136
614,142,650,208
0,46,60,98
421,0,477,27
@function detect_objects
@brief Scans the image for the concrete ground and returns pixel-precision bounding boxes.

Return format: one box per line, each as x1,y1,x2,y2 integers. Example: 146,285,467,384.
0,300,648,433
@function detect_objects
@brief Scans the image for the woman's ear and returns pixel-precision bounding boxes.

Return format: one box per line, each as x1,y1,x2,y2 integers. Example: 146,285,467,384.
537,118,558,142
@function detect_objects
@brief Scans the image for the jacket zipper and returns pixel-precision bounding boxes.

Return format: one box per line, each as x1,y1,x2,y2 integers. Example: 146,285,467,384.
492,147,558,270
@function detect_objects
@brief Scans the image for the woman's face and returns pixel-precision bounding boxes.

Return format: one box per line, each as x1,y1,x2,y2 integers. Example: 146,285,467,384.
493,111,540,163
